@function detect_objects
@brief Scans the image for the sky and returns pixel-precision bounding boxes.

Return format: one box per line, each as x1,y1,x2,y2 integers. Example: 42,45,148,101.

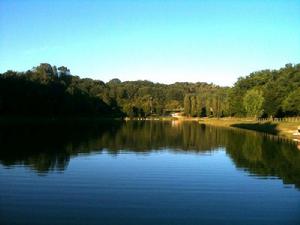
0,0,300,86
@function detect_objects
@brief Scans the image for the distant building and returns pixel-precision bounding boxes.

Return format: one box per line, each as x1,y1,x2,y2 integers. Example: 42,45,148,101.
171,112,184,118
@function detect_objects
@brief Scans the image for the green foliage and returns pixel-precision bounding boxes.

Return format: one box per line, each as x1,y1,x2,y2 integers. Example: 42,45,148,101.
229,63,300,117
184,95,191,116
0,68,122,117
0,63,299,118
183,88,229,117
282,88,300,115
243,89,264,117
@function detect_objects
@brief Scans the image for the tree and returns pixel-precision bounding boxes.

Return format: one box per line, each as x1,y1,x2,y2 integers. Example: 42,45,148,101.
184,95,191,116
108,78,121,85
243,89,264,117
282,88,300,116
2,62,299,118
190,95,197,117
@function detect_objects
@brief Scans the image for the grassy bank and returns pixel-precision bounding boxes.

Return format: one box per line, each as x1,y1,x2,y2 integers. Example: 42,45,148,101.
124,116,300,141
198,118,300,141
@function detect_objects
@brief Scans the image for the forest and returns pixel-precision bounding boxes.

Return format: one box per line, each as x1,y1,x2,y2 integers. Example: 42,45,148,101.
0,63,299,118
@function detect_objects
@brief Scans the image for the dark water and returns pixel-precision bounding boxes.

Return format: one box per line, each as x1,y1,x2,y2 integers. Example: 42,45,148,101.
0,121,300,225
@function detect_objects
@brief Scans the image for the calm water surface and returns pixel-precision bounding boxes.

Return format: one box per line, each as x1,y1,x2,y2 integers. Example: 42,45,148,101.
0,121,300,225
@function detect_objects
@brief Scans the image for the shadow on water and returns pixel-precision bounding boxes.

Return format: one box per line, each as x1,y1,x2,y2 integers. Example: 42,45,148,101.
230,122,278,135
0,120,300,188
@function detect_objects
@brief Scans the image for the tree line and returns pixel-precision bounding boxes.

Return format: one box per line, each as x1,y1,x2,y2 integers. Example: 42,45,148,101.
0,63,299,118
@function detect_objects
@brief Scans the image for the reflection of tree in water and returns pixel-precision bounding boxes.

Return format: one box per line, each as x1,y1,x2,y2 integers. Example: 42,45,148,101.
224,130,300,188
0,121,300,188
25,153,70,174
99,121,224,152
0,121,122,174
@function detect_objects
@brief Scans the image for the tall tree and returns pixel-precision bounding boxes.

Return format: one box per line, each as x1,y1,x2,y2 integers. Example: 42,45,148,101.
243,89,264,118
184,95,191,116
282,88,300,116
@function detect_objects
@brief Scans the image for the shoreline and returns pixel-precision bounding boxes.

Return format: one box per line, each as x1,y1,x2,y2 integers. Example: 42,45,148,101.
126,116,300,142
1,115,299,143
196,117,300,142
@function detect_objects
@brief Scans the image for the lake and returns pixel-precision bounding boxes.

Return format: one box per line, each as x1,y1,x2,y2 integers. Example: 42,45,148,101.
0,120,300,225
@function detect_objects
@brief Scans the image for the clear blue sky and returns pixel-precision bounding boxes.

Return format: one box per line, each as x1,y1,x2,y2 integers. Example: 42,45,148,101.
1,0,299,86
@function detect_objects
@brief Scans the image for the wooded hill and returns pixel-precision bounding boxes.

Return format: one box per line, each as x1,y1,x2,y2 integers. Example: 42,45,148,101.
0,63,299,118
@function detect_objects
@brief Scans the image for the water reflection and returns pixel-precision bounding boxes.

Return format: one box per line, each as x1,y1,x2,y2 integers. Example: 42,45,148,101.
0,120,299,188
